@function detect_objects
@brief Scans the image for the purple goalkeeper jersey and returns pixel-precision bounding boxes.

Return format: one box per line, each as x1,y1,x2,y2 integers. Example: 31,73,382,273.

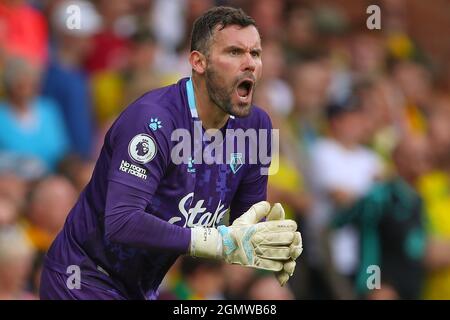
44,77,272,299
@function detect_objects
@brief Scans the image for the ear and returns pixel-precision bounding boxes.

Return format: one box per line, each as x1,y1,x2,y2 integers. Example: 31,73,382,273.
189,51,207,75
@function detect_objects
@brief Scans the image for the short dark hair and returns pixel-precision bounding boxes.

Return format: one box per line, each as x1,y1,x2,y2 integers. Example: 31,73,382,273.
130,28,155,45
190,6,257,55
326,95,362,120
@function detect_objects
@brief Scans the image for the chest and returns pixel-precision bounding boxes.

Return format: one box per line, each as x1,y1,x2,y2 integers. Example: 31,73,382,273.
148,159,245,228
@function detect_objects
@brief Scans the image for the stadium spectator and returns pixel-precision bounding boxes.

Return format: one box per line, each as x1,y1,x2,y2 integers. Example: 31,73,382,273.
84,0,133,73
418,104,450,299
283,5,317,65
244,273,294,300
309,97,384,298
391,60,433,136
0,58,70,177
42,0,99,160
289,58,331,160
0,173,29,209
247,0,284,41
0,225,36,300
25,176,77,252
333,134,429,299
0,196,19,226
0,0,48,67
58,155,95,193
163,256,225,300
91,28,162,127
222,264,256,300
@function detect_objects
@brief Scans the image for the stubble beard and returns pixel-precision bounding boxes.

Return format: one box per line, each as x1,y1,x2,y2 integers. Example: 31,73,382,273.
204,65,254,118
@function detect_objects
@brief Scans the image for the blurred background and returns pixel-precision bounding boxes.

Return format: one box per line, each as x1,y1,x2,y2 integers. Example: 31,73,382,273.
0,0,449,300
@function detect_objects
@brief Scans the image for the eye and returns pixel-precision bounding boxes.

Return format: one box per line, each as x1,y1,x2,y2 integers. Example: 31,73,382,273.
230,49,239,56
251,51,261,58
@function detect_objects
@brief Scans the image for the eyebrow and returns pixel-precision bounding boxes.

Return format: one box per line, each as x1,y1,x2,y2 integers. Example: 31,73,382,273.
223,45,262,53
251,48,262,54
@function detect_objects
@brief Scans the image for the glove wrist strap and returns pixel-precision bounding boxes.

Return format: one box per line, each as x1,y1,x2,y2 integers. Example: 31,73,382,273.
190,227,223,259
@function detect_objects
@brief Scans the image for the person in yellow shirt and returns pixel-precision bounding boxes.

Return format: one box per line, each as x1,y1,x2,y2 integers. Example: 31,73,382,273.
418,105,450,299
418,170,450,299
268,153,311,220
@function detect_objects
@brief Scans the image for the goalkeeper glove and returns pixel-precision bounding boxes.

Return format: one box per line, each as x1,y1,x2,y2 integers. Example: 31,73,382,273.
189,201,297,272
267,203,303,286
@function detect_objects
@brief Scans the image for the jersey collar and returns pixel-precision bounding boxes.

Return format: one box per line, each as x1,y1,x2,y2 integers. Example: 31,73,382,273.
186,77,198,118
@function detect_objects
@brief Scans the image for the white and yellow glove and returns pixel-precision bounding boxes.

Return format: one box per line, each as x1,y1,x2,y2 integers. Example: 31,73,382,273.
189,201,298,272
267,203,303,286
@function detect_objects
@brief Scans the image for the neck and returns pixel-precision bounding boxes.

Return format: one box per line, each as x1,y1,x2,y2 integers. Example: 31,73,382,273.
332,133,357,150
191,74,229,130
399,174,417,190
10,98,29,114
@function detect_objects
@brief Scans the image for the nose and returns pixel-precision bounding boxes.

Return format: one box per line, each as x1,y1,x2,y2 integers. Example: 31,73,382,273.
241,52,256,73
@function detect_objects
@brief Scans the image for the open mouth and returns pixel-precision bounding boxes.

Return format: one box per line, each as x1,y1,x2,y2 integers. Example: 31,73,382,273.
236,79,254,100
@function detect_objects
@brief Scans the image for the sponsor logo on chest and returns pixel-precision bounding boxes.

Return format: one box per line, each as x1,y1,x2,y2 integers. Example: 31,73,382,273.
168,193,228,228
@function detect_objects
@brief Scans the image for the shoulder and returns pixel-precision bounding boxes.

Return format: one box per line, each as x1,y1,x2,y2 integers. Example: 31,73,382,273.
417,170,446,196
357,146,382,164
117,80,187,125
311,138,337,155
107,80,189,147
365,180,393,206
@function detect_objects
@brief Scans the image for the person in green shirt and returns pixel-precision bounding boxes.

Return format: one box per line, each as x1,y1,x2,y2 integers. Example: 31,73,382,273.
332,135,428,299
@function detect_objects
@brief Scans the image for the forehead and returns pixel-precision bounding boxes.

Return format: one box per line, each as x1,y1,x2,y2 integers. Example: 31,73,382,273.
211,24,261,49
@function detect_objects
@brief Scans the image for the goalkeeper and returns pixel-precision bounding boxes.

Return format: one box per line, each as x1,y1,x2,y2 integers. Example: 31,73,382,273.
40,6,302,300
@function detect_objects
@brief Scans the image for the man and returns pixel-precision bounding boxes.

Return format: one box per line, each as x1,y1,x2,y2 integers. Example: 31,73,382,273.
0,58,70,177
308,97,383,298
332,135,428,299
40,6,302,300
42,0,99,160
0,225,37,300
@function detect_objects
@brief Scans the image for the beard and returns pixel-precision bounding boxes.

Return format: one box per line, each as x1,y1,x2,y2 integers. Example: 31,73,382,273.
204,65,255,118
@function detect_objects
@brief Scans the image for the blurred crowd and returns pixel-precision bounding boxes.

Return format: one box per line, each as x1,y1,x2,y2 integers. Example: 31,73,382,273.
0,0,450,300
